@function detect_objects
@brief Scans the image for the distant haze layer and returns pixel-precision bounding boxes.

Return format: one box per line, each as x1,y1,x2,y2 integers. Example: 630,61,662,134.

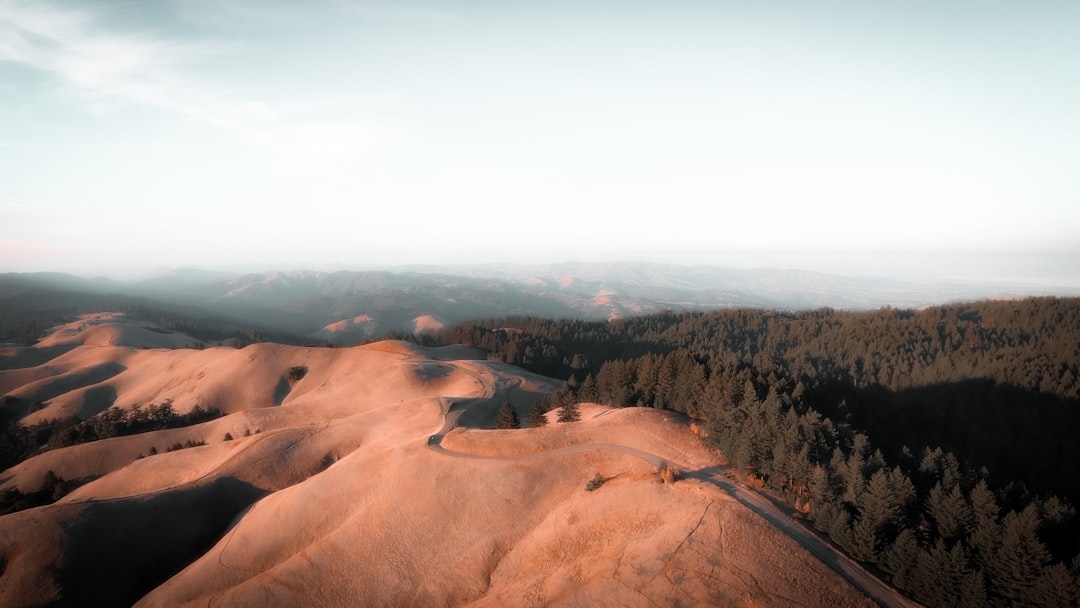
4,253,1080,291
2,263,1078,349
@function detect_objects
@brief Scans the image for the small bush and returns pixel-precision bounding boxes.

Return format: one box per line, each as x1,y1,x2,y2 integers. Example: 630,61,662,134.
657,461,681,484
223,432,234,442
585,473,606,491
286,366,308,382
166,439,207,453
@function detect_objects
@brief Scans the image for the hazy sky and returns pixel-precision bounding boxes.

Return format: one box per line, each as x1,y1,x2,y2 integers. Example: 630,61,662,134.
2,1,1078,281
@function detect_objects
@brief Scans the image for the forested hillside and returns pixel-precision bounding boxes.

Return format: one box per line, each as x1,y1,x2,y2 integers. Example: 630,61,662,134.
430,298,1080,606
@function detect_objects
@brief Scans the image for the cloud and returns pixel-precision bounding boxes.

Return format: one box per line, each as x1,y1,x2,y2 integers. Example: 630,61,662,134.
0,1,272,126
0,0,398,164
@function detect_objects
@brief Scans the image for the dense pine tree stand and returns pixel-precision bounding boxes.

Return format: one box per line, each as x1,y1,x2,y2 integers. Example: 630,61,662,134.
431,298,1080,607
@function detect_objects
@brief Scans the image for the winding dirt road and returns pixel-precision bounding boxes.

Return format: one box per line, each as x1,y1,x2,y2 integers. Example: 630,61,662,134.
428,361,919,608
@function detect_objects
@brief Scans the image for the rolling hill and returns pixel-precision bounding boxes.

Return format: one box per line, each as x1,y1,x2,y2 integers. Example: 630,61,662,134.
0,315,882,607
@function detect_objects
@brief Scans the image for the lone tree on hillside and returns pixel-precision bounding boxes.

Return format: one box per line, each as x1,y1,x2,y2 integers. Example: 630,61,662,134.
557,401,581,423
528,401,549,427
496,402,520,429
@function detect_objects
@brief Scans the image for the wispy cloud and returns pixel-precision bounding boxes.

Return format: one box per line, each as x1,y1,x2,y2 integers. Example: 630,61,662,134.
0,0,261,126
0,0,391,161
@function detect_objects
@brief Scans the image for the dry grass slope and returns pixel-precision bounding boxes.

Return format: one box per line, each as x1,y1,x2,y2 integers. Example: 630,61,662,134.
0,315,874,607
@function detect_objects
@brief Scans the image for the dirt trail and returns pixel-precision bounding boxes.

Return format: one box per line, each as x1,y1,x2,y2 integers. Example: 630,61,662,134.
430,360,919,608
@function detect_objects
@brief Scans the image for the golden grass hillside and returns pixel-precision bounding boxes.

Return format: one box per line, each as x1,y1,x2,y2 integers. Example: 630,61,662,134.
0,315,874,607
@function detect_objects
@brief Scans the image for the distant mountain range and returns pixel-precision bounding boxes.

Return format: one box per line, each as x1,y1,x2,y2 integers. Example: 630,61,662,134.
2,263,1076,345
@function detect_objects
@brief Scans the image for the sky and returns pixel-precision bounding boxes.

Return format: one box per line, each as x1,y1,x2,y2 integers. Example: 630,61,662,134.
1,0,1079,284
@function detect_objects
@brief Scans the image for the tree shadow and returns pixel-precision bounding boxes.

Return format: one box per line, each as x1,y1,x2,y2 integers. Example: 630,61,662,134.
413,361,454,381
683,465,727,480
808,377,1080,503
447,397,497,429
15,361,126,412
0,345,78,372
51,476,269,607
77,385,117,419
272,377,291,406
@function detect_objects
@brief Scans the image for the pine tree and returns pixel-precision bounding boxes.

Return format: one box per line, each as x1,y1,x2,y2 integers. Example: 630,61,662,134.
527,401,549,427
827,507,855,554
656,356,678,408
812,499,839,533
808,464,833,508
968,479,999,531
928,481,972,541
957,570,989,608
1029,563,1077,608
887,467,916,522
966,479,1001,569
911,540,965,606
989,505,1052,604
739,378,759,407
877,529,919,590
495,402,520,429
597,360,631,405
551,384,575,407
850,515,880,562
557,401,581,423
569,353,588,370
841,433,870,505
732,428,757,472
859,468,899,531
578,374,599,403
